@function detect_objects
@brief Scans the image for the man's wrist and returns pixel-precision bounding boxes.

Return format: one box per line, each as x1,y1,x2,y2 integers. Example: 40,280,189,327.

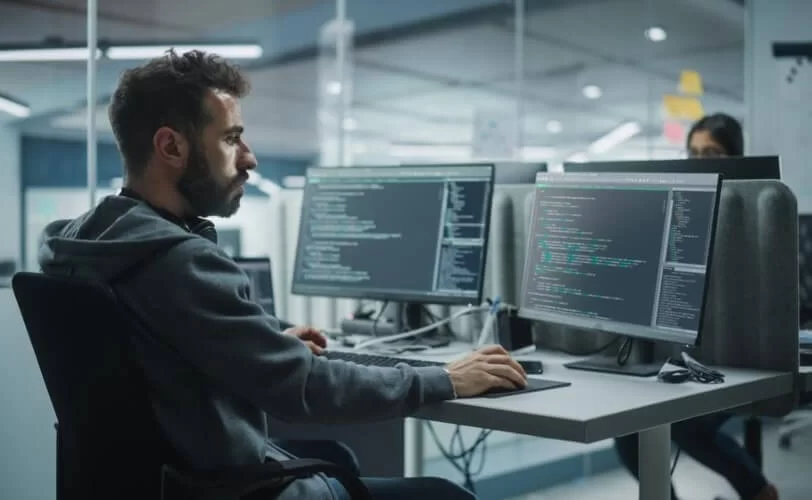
443,367,458,399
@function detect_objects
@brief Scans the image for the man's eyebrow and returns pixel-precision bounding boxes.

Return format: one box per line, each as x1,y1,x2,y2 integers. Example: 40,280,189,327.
223,125,244,135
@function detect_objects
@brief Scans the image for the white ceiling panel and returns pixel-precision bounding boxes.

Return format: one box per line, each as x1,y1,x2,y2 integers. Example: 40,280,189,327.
525,0,742,60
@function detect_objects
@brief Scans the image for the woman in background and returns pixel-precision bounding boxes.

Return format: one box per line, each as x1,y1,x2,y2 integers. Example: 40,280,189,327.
613,112,779,500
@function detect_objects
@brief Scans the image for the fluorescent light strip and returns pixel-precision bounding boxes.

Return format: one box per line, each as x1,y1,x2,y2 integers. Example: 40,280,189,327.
0,95,30,118
0,47,102,62
106,44,263,60
587,121,642,155
390,144,559,160
389,144,470,159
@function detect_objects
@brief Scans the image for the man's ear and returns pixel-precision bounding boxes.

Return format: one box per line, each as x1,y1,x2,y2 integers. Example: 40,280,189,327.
153,127,188,170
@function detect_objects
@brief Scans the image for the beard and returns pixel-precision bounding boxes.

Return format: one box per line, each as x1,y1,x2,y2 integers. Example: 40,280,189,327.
176,140,245,218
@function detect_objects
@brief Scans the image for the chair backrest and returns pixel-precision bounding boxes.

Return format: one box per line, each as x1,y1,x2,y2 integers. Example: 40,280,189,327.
11,272,177,500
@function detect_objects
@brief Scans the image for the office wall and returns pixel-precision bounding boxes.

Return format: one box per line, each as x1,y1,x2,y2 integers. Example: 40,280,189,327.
0,125,21,265
745,0,811,205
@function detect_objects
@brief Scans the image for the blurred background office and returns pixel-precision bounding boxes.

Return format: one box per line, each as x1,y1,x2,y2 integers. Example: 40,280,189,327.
0,0,810,499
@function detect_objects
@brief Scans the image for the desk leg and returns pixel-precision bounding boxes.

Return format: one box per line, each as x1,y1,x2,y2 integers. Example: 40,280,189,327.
638,424,671,500
404,417,424,477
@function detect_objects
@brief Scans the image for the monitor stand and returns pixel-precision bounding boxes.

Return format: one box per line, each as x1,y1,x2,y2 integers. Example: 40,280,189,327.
382,302,451,348
564,338,663,377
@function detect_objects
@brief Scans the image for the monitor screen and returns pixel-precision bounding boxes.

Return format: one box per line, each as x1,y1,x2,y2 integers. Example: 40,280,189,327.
563,156,780,180
235,257,276,316
519,172,721,346
291,165,496,304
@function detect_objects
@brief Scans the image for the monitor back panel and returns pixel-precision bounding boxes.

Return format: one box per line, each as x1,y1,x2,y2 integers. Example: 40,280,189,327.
563,156,781,180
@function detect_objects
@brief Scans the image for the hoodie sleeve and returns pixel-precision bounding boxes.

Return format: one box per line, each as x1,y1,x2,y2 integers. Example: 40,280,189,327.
127,238,455,423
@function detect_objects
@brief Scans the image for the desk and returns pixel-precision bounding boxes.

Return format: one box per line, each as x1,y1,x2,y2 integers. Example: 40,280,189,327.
387,346,793,500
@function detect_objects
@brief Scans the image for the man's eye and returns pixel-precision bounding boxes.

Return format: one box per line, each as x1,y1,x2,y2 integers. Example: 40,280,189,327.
226,136,240,145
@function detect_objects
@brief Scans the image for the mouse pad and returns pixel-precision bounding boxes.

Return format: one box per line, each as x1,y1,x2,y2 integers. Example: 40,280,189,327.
475,378,571,399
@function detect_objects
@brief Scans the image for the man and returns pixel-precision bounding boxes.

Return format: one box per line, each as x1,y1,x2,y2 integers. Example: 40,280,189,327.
37,50,527,499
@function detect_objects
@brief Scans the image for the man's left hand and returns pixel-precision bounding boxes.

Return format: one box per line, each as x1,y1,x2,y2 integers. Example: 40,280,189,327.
284,326,327,355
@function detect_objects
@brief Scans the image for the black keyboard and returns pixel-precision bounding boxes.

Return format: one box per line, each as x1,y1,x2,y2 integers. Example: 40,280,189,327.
322,350,445,368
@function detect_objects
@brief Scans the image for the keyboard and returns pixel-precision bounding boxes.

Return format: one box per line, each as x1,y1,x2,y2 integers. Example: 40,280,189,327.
321,350,572,398
322,350,445,368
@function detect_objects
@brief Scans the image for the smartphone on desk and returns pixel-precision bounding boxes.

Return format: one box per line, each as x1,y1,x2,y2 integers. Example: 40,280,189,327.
517,360,544,374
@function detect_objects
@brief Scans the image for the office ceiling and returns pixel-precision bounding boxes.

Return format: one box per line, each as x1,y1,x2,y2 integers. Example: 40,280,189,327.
0,0,745,165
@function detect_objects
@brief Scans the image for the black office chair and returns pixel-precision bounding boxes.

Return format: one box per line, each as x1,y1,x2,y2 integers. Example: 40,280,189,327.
11,271,371,500
777,215,812,448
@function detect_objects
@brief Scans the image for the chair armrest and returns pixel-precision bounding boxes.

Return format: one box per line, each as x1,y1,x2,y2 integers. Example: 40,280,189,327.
161,458,371,500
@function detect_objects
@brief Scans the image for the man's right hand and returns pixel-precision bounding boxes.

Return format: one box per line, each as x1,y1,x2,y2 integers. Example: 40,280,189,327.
445,345,528,398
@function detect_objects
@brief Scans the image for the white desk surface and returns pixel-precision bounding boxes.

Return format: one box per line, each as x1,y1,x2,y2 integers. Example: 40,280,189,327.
380,344,794,444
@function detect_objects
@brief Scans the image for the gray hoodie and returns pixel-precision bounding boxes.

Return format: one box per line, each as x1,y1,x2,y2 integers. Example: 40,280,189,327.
38,194,455,499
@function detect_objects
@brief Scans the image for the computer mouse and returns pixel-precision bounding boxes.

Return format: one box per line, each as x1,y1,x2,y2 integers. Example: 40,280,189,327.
517,360,544,374
658,369,691,384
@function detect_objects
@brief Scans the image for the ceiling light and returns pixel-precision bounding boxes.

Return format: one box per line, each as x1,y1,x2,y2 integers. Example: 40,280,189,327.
546,120,563,134
326,81,342,95
587,121,642,155
582,85,602,100
0,94,30,118
644,26,667,42
566,152,588,163
342,117,357,131
520,146,557,160
106,44,263,60
389,144,470,159
0,47,102,62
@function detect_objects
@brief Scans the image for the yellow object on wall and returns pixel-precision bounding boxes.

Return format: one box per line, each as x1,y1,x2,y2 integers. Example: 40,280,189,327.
679,70,704,95
663,94,705,121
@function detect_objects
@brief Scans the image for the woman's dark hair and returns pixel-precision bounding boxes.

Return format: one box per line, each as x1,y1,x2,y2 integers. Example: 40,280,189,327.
686,112,744,156
108,49,250,177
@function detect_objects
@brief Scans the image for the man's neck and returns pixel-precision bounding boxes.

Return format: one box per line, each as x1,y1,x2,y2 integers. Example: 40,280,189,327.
122,178,190,220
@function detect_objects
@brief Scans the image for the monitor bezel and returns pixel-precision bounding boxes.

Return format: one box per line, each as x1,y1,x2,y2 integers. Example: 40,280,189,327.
290,163,497,306
517,171,723,348
562,156,781,180
234,256,276,316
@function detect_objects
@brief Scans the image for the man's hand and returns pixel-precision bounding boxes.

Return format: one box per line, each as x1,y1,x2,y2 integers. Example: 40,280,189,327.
284,326,327,355
445,345,528,398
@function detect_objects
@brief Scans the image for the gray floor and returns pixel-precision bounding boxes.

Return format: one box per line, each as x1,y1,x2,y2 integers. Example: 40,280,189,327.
511,420,812,500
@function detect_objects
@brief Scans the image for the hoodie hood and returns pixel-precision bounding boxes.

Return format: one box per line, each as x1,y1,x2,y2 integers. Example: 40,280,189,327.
38,195,200,282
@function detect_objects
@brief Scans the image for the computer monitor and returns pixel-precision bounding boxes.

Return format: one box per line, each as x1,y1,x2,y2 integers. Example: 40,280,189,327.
519,171,722,376
235,257,276,317
563,156,780,180
291,164,495,328
493,162,547,184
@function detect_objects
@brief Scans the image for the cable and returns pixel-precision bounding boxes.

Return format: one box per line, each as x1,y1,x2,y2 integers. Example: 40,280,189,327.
663,352,726,384
616,337,633,366
671,446,681,476
426,421,491,493
353,303,491,350
422,305,456,338
370,300,388,338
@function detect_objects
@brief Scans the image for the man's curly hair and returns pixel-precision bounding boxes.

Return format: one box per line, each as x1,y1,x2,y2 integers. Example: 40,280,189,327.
108,49,250,177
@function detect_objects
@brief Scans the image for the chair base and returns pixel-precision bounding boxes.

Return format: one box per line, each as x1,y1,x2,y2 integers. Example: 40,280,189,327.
778,410,812,449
